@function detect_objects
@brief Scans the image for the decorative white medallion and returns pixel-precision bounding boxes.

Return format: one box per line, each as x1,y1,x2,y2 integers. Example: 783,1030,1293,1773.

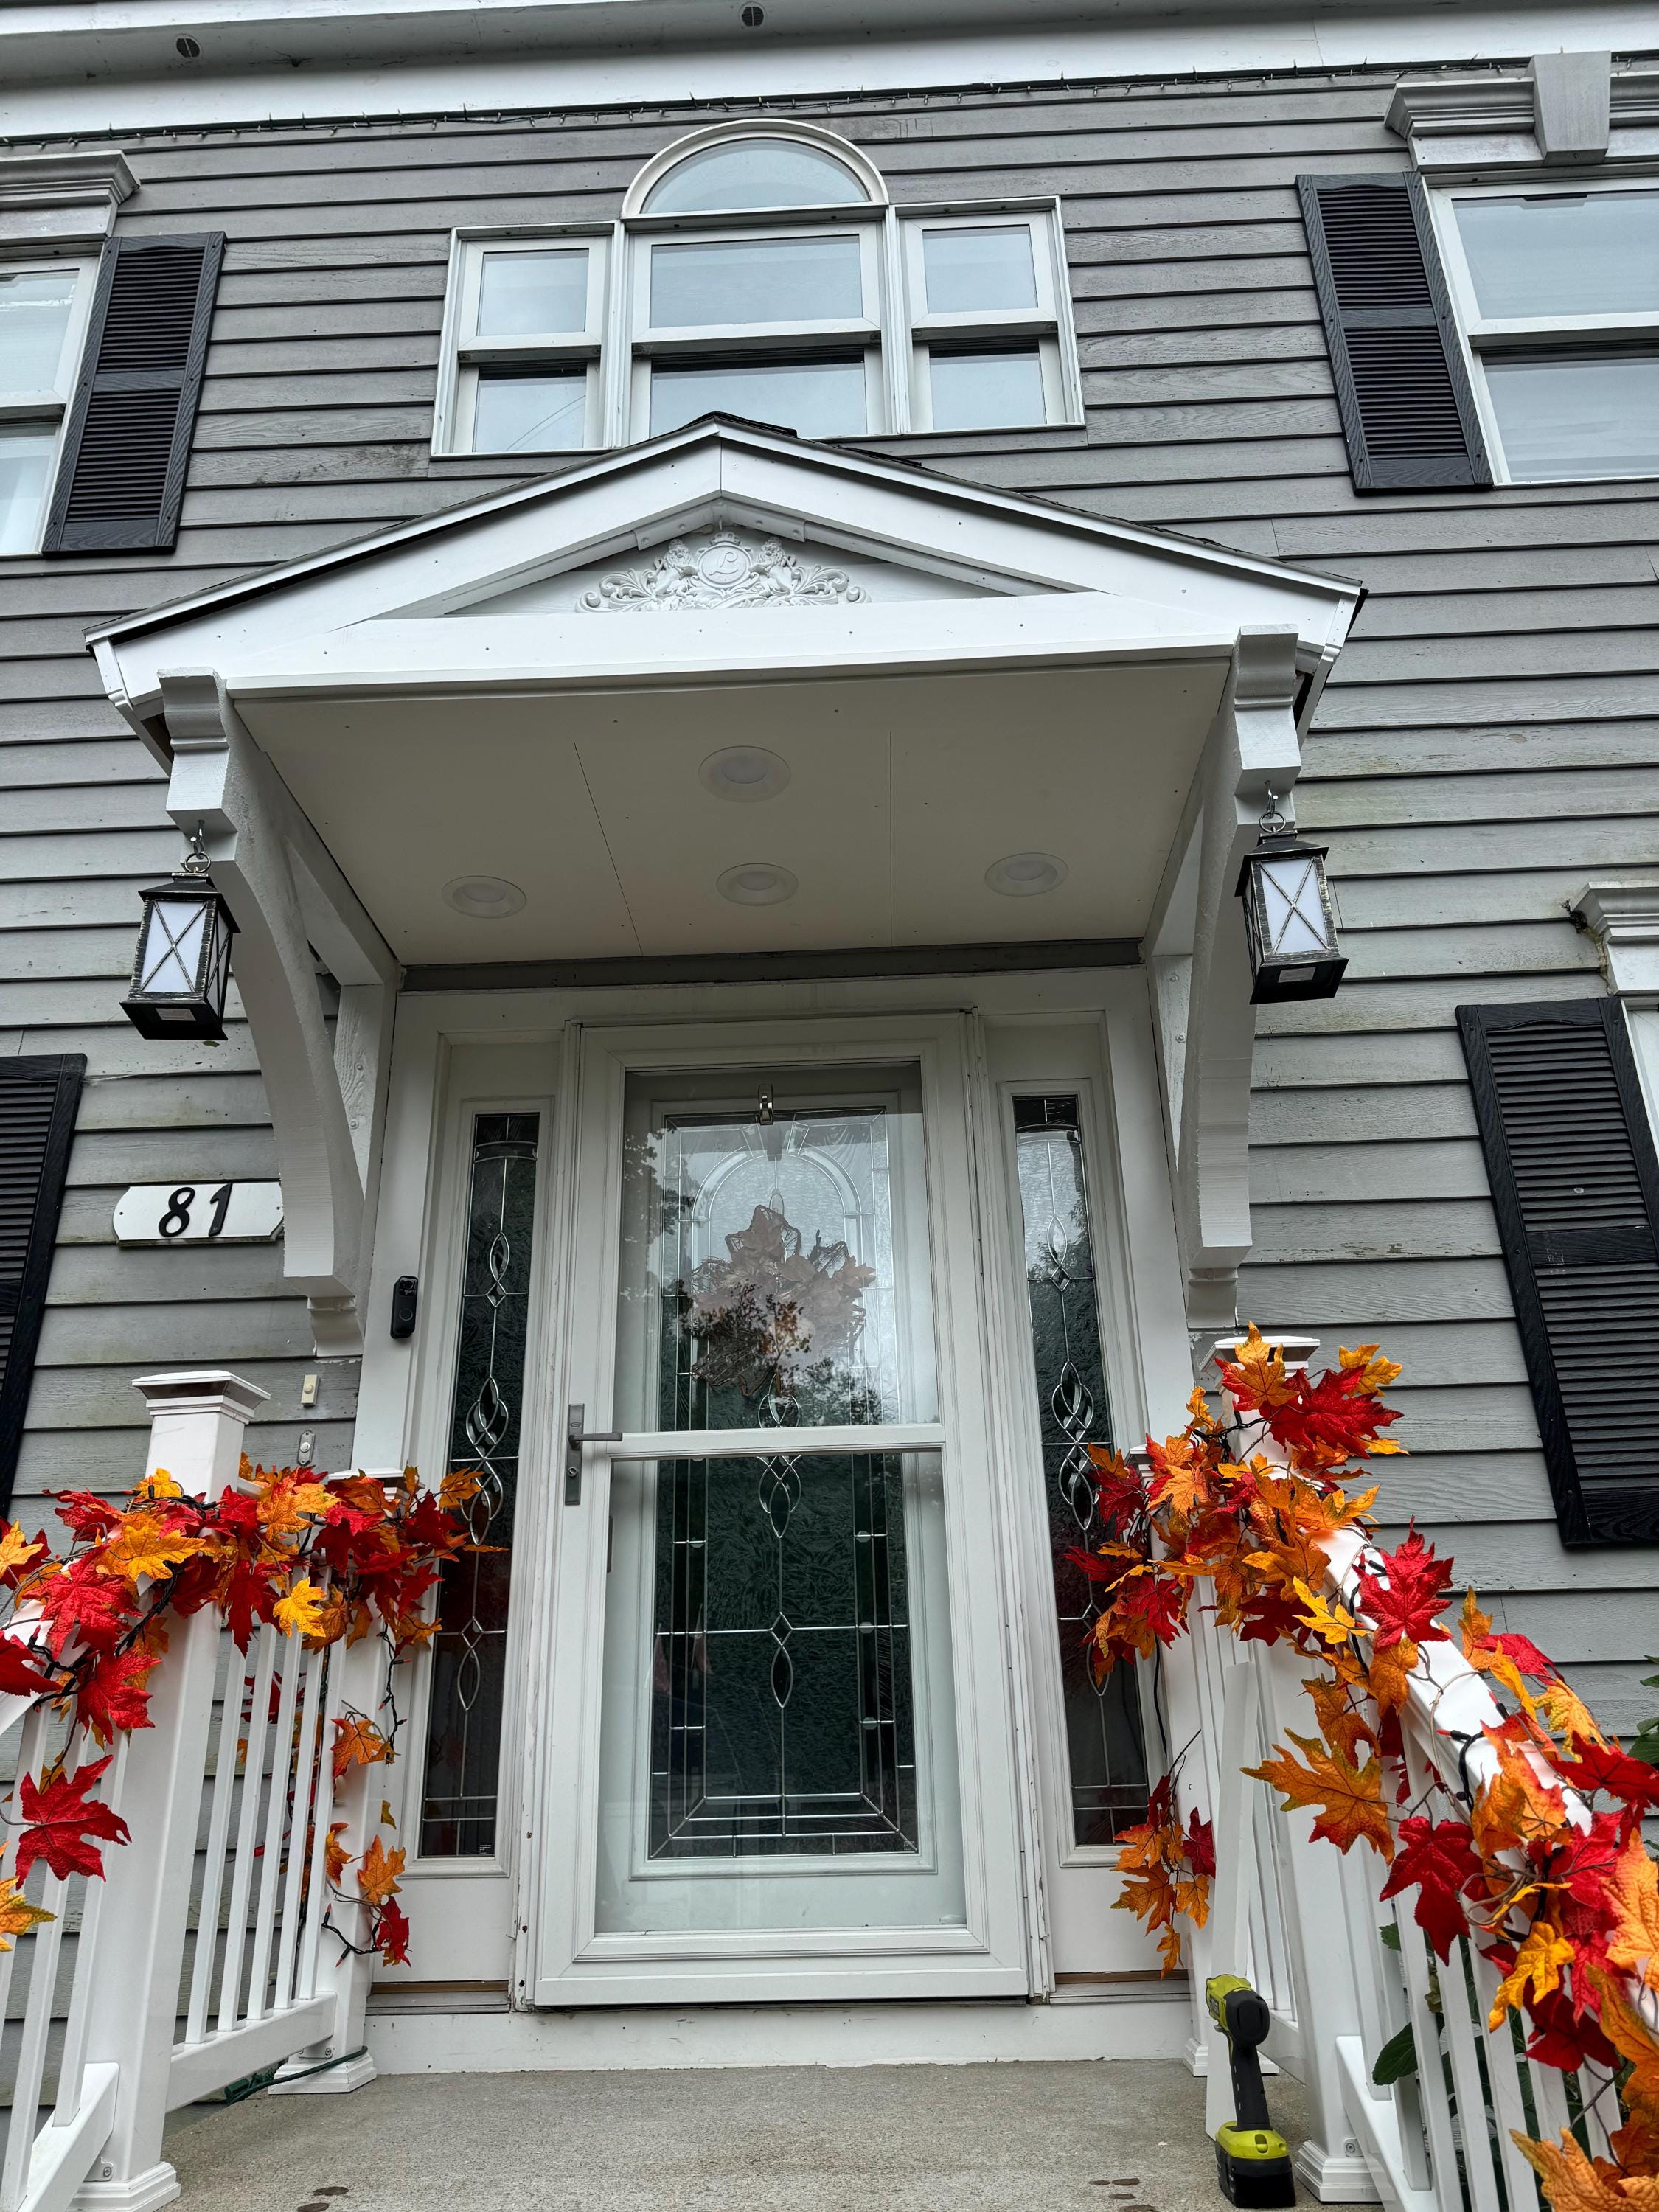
577,527,869,613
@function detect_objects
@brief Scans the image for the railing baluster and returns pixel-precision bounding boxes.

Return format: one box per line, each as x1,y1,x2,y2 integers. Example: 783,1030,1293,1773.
1,1865,69,2212
1437,1936,1506,2212
216,1624,277,2033
52,1733,129,2133
185,1639,248,2047
246,1625,305,2023
274,1641,327,2010
296,1649,338,2004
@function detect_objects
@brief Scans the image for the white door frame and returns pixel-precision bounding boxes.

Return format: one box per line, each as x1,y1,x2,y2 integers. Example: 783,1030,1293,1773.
352,969,1192,2007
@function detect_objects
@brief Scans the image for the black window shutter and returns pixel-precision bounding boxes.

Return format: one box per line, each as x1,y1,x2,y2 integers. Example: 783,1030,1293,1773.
0,1056,85,1514
42,232,223,555
1297,173,1492,494
1458,999,1659,1548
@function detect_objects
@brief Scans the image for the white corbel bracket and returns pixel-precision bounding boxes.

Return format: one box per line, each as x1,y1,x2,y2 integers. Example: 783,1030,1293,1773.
1173,627,1305,1338
158,669,399,1357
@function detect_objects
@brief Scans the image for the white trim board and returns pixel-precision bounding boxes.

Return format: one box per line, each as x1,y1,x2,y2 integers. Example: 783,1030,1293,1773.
6,7,1658,137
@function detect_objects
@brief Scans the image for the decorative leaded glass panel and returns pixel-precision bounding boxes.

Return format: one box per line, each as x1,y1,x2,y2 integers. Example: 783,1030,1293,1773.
419,1111,540,1857
621,1081,929,1860
1013,1096,1150,1846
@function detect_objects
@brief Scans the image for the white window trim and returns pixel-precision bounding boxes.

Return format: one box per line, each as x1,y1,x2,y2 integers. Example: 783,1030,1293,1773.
1427,174,1659,487
0,251,98,555
433,125,1083,457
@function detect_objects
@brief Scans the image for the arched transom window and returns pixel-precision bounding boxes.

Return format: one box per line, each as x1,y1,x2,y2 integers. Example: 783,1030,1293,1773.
435,120,1081,453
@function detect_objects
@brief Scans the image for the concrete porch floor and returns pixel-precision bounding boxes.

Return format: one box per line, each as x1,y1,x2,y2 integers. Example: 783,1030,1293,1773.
162,2059,1318,2212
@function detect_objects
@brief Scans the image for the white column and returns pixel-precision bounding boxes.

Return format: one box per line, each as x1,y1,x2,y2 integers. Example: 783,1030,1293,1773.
74,1372,268,2212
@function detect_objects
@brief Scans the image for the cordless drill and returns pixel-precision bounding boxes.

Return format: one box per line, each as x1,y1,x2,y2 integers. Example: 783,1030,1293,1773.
1206,1975,1296,2207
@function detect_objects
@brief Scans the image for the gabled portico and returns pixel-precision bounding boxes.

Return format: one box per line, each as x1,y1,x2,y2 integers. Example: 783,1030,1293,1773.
89,415,1360,1354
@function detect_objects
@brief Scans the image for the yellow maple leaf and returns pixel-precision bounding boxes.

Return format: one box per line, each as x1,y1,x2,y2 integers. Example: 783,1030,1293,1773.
1292,1579,1359,1646
1338,1343,1403,1398
94,1509,207,1590
1537,1677,1604,1748
1512,2131,1634,2212
355,1833,406,1908
439,1468,484,1511
133,1467,182,1501
0,1874,54,1952
1605,1833,1659,1992
1226,1324,1298,1411
273,1576,330,1639
1488,1918,1575,2028
0,1523,42,1579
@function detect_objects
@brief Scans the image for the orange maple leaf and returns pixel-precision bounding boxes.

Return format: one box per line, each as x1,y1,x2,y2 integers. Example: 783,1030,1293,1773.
1306,1674,1380,1765
1605,1833,1659,1992
356,1834,406,1908
330,1715,392,1782
1366,1638,1419,1715
94,1509,206,1592
1246,1730,1394,1860
324,1821,351,1885
1511,2131,1632,2212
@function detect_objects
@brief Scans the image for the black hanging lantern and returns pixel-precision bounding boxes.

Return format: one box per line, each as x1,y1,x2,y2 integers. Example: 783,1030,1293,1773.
122,824,237,1040
1235,794,1346,1005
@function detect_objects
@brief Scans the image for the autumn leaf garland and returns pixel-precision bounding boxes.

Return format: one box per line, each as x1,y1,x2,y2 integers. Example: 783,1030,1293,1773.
1082,1326,1659,2212
0,1458,483,1969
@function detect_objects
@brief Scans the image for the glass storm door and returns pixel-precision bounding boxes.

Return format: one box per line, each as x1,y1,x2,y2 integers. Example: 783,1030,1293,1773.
533,1019,1029,2006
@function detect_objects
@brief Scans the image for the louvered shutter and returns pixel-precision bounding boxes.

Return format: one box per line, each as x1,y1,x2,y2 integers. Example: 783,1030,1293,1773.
0,1057,84,1512
1458,1000,1659,1547
1297,173,1492,494
42,232,223,554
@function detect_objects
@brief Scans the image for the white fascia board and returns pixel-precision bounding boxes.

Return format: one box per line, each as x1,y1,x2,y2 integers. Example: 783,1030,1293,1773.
8,3,1659,136
223,599,1237,703
91,422,1360,729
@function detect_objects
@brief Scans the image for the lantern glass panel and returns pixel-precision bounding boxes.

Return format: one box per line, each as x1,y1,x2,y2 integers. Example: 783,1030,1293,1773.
1256,852,1332,959
139,899,209,995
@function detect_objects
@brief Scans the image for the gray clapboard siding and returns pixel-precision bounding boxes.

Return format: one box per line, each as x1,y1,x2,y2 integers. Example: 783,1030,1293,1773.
4,68,1652,1708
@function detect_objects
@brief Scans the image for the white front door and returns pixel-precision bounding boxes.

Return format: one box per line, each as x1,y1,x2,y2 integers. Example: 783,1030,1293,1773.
531,1014,1030,2004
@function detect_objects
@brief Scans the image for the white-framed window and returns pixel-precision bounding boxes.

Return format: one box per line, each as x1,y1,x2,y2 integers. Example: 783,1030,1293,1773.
0,257,96,554
1432,178,1659,484
433,120,1083,455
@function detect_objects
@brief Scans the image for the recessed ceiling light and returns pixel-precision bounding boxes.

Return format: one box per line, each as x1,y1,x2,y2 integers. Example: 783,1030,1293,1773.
717,861,798,906
985,851,1068,898
699,745,792,803
444,874,526,918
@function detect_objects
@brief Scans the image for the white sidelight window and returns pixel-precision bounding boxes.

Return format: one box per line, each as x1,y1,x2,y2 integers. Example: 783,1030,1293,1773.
434,120,1083,453
1433,180,1659,483
0,259,95,554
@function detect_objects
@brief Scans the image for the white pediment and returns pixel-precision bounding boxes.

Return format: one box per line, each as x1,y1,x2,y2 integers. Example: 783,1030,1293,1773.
479,523,1005,616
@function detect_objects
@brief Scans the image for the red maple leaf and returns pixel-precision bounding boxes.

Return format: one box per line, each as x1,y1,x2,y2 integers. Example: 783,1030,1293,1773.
1235,1590,1306,1646
49,1492,123,1544
1378,1816,1482,1961
1255,1369,1403,1463
1087,1448,1147,1536
1184,1811,1217,1879
34,1567,131,1658
375,1894,411,1967
1558,1737,1659,1823
218,1559,281,1651
15,1756,131,1883
1354,1530,1453,1649
1523,1982,1618,2074
1486,1630,1555,1680
74,1649,155,1746
0,1636,56,1699
1552,1810,1624,1910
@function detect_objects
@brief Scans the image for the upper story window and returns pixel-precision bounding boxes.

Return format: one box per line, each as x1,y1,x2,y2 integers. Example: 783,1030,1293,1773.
434,120,1082,455
1433,180,1659,484
0,259,95,553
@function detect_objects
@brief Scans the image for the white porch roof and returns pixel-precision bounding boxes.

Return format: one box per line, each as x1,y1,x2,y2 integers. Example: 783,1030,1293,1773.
92,417,1360,968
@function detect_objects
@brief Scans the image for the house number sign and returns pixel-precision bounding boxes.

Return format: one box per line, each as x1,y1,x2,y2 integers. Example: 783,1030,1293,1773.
113,1182,283,1246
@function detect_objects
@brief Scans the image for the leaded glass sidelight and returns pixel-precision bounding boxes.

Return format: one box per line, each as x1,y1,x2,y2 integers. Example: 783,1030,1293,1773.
419,1112,540,1857
1013,1096,1150,1846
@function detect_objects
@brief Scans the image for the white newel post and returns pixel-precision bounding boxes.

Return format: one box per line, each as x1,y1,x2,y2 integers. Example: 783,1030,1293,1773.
1203,1335,1378,2206
75,1371,269,2212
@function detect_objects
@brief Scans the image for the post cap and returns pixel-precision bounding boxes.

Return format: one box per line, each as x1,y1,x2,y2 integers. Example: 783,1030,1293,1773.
131,1369,271,1419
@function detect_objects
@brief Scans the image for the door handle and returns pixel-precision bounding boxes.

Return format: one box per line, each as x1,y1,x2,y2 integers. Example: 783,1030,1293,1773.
565,1402,622,1506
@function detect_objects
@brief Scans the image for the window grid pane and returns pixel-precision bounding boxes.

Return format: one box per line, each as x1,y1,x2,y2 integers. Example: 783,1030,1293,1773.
650,234,863,328
1455,191,1659,321
473,369,588,451
922,226,1038,316
1013,1095,1150,1848
0,269,77,397
1486,351,1659,481
644,140,869,215
476,248,589,337
928,347,1046,432
650,356,867,439
0,428,56,556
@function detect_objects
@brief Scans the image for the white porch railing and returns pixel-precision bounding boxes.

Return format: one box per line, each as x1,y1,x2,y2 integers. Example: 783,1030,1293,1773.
1,1373,380,2212
1203,1341,1627,2212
